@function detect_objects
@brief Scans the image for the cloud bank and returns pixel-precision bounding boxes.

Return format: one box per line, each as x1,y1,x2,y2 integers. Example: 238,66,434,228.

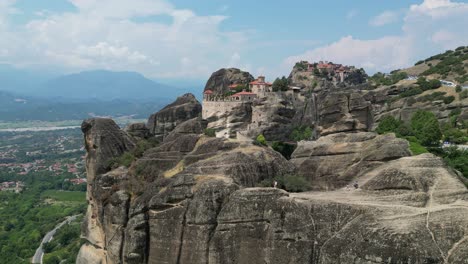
0,0,247,78
285,0,468,73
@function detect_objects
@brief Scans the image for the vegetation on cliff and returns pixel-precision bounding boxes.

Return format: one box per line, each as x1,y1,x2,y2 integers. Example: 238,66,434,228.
376,111,468,178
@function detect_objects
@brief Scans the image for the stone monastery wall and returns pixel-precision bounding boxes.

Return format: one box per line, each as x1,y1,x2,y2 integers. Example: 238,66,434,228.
202,100,244,119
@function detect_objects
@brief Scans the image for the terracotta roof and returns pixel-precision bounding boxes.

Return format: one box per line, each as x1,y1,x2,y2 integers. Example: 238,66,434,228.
204,90,213,94
318,63,333,69
228,84,240,89
249,81,272,86
231,91,256,96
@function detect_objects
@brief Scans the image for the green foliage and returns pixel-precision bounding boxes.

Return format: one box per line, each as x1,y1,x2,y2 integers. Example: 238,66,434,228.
422,51,465,77
258,174,311,192
203,128,216,137
43,219,84,264
272,76,289,92
255,134,267,146
415,60,424,65
271,141,297,160
411,110,442,146
0,189,85,263
375,116,401,134
399,87,423,98
290,126,313,141
443,96,455,104
41,190,86,202
418,91,446,102
416,77,441,91
460,89,468,100
370,71,408,86
406,137,429,155
345,68,368,85
456,85,462,92
441,147,468,178
294,62,308,71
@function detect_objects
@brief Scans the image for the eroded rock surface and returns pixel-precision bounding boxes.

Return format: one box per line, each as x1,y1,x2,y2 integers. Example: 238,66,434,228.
78,100,468,264
147,93,202,141
204,68,254,95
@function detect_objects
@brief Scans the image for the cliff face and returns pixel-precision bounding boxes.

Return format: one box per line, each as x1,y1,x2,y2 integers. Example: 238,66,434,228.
147,93,202,141
78,107,468,264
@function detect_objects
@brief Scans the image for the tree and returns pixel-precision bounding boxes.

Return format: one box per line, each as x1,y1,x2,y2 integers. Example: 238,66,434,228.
272,76,288,92
376,116,401,134
411,110,442,146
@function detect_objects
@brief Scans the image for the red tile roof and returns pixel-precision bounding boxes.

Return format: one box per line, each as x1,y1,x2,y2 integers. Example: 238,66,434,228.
204,89,213,94
228,84,240,89
231,91,256,96
249,81,272,86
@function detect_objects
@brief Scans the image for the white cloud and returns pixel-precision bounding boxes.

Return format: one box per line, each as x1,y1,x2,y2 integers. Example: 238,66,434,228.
0,0,248,78
285,0,468,74
285,36,411,72
369,10,400,26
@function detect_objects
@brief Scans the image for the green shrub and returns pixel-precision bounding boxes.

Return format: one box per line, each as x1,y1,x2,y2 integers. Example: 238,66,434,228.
255,134,267,146
456,85,462,92
411,110,442,146
376,116,401,134
203,128,216,137
442,147,468,178
272,76,289,92
416,77,441,91
418,91,446,102
403,136,428,155
460,90,468,100
400,87,423,98
443,96,455,104
290,126,313,141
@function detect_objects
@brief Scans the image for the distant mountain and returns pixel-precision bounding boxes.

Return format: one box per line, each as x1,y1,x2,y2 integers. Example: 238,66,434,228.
0,64,57,95
0,90,169,121
40,70,179,101
0,66,200,101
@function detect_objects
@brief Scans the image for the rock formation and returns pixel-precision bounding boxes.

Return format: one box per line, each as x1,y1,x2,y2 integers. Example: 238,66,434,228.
204,68,254,95
124,123,150,141
78,110,468,264
146,93,202,141
77,63,468,263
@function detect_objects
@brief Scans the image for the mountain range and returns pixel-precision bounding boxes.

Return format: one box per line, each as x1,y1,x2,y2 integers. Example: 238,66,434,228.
0,65,203,121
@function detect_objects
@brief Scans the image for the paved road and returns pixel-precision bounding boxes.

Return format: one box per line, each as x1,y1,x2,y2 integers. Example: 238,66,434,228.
31,215,80,264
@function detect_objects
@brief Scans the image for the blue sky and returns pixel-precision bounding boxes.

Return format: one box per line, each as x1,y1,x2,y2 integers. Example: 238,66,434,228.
0,0,467,82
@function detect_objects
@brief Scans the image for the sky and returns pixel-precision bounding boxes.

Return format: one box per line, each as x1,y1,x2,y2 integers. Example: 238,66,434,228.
0,0,467,82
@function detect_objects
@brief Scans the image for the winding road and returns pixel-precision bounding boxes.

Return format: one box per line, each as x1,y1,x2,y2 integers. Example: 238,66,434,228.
31,215,80,264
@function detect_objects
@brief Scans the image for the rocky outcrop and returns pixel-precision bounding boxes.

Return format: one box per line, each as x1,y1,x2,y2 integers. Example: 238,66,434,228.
291,132,411,190
78,75,468,263
79,118,136,264
81,118,136,181
124,122,150,141
204,68,254,95
147,93,202,141
78,120,468,263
